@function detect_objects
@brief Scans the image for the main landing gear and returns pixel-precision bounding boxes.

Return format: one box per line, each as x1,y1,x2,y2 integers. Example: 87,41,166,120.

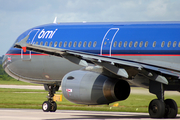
42,85,59,112
148,81,178,118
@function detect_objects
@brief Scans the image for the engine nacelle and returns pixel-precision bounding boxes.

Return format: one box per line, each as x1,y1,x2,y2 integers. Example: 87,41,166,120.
61,70,130,105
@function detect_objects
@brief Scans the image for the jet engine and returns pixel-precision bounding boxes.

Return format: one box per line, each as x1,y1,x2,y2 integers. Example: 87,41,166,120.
61,70,130,105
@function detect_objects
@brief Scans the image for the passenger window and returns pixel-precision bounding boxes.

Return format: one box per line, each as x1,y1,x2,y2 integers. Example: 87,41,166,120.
173,41,177,47
54,41,57,47
118,41,122,47
64,41,67,47
113,41,117,47
73,41,77,47
78,41,82,47
59,41,62,47
161,41,165,47
49,41,53,47
145,41,148,47
40,41,43,45
178,42,180,47
139,41,143,47
45,41,48,46
93,41,97,47
124,41,127,47
69,41,72,47
167,41,171,47
83,41,87,47
134,41,138,47
88,41,92,47
129,41,133,47
153,41,156,47
36,41,38,45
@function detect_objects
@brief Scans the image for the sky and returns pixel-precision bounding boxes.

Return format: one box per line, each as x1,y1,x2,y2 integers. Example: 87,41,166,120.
0,0,180,56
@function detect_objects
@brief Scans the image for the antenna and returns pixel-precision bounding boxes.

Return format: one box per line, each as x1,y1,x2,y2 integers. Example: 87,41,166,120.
53,17,57,23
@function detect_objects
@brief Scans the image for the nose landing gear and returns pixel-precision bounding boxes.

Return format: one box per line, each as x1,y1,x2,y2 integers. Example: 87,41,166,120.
42,85,59,112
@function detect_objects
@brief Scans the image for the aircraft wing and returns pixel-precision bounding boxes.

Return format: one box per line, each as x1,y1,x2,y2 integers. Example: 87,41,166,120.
14,35,180,85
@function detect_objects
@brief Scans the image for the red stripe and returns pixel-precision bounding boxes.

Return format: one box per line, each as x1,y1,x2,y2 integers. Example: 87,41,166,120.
6,53,180,56
6,54,48,56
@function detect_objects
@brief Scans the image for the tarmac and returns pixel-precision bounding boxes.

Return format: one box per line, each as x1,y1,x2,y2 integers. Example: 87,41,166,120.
1,109,180,120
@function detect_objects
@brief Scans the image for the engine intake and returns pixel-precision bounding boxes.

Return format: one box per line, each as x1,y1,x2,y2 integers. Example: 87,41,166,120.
62,70,130,105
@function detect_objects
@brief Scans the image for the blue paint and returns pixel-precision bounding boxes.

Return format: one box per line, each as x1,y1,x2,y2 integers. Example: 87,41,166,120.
7,22,180,56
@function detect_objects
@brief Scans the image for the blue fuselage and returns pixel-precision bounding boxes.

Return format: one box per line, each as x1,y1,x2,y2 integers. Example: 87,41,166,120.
3,22,180,84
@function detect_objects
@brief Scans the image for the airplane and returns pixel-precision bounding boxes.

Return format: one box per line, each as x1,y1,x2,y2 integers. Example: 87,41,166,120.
2,20,180,118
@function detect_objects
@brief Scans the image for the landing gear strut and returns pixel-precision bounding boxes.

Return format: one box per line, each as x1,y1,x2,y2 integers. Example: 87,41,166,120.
42,85,59,112
148,81,178,118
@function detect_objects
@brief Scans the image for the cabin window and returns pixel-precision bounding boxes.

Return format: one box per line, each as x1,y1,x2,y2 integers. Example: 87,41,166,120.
73,41,77,47
36,41,38,45
78,41,82,47
124,41,127,47
153,41,156,47
139,41,143,47
54,41,57,47
40,41,43,45
178,42,180,47
134,41,138,47
93,41,97,47
145,41,148,47
88,41,92,47
59,41,62,47
161,41,165,47
45,41,48,46
49,41,53,47
113,41,117,47
68,41,72,47
118,41,122,47
64,41,67,47
83,41,87,47
173,41,177,47
167,41,171,47
129,41,133,47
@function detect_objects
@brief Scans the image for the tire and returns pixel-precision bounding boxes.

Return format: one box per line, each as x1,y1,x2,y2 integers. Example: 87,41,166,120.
148,99,165,118
164,99,178,118
50,101,57,112
42,101,51,112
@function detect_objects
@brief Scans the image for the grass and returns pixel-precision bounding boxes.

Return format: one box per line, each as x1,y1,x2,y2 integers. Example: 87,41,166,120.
0,88,180,114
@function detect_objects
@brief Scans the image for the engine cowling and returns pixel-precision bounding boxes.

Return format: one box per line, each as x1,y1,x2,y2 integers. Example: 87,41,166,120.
61,70,130,105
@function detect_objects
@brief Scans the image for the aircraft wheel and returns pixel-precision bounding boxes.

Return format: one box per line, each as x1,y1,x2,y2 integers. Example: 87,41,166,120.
148,99,165,118
50,101,57,112
42,101,51,112
164,99,178,118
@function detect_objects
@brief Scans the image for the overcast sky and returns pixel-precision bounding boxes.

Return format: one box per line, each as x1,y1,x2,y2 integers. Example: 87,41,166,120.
0,0,180,56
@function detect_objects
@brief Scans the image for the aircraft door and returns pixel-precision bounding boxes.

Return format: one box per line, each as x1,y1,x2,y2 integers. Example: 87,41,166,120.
100,28,119,56
21,29,40,61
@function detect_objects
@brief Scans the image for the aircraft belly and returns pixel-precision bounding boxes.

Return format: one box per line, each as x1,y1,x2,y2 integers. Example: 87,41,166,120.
5,55,81,84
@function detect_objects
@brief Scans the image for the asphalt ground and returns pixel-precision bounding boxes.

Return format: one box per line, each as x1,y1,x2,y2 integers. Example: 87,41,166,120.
1,109,180,120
